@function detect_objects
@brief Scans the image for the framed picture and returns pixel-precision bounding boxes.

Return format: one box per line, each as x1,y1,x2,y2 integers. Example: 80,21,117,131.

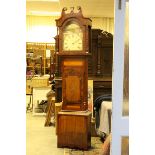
32,87,51,116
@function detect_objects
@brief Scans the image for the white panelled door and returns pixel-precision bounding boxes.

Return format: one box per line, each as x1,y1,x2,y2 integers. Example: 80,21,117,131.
111,0,129,155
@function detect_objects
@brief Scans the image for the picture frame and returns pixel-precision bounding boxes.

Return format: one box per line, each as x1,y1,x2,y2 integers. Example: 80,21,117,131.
32,87,51,116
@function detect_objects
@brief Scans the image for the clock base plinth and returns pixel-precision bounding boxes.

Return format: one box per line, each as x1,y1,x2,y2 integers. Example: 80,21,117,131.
57,111,92,150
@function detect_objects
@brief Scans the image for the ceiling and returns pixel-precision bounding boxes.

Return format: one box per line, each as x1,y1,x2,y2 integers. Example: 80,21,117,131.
26,0,114,17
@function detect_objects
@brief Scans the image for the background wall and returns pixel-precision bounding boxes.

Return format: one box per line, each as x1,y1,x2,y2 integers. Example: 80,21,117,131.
26,15,114,43
26,15,58,43
90,17,114,34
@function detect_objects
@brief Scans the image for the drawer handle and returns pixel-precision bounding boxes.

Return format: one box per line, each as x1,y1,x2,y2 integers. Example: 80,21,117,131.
99,85,104,88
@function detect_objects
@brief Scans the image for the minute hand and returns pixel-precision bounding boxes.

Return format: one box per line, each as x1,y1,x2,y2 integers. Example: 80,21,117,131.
73,38,80,44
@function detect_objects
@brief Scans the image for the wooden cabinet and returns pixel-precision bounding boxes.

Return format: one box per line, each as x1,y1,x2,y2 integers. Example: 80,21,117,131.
57,111,91,150
88,29,113,77
93,77,112,101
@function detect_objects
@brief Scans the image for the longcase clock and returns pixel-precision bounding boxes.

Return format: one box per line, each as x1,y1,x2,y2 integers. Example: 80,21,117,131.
55,6,92,111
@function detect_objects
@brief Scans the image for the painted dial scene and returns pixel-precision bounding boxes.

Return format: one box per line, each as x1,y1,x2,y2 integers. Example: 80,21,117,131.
63,23,83,51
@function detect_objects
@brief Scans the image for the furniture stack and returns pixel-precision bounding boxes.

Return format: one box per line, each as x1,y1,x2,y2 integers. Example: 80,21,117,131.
54,29,113,106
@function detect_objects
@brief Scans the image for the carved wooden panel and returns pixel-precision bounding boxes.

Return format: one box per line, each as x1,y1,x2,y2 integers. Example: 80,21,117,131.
87,29,113,77
65,76,81,102
61,57,88,111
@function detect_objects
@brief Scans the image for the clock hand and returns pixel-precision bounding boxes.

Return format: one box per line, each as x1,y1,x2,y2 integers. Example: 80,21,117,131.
72,38,80,44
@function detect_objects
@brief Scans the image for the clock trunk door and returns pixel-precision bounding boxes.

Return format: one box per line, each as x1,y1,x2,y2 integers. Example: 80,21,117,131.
62,58,88,111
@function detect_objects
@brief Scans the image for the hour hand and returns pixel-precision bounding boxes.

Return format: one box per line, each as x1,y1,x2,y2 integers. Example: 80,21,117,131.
73,38,80,44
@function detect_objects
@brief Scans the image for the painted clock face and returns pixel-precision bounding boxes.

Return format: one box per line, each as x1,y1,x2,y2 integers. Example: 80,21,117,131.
63,23,83,51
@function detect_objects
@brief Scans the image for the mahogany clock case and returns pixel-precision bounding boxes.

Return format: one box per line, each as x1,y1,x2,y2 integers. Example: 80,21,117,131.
55,7,92,111
60,54,89,111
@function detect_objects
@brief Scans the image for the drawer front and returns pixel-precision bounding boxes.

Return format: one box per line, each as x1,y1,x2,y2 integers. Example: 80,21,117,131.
93,88,112,100
93,81,112,103
94,81,112,88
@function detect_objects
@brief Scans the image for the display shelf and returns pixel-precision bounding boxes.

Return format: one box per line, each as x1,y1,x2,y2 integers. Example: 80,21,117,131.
26,42,56,95
26,42,55,76
26,56,43,77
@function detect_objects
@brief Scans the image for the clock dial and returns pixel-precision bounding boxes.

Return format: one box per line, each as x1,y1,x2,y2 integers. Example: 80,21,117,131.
63,23,83,51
